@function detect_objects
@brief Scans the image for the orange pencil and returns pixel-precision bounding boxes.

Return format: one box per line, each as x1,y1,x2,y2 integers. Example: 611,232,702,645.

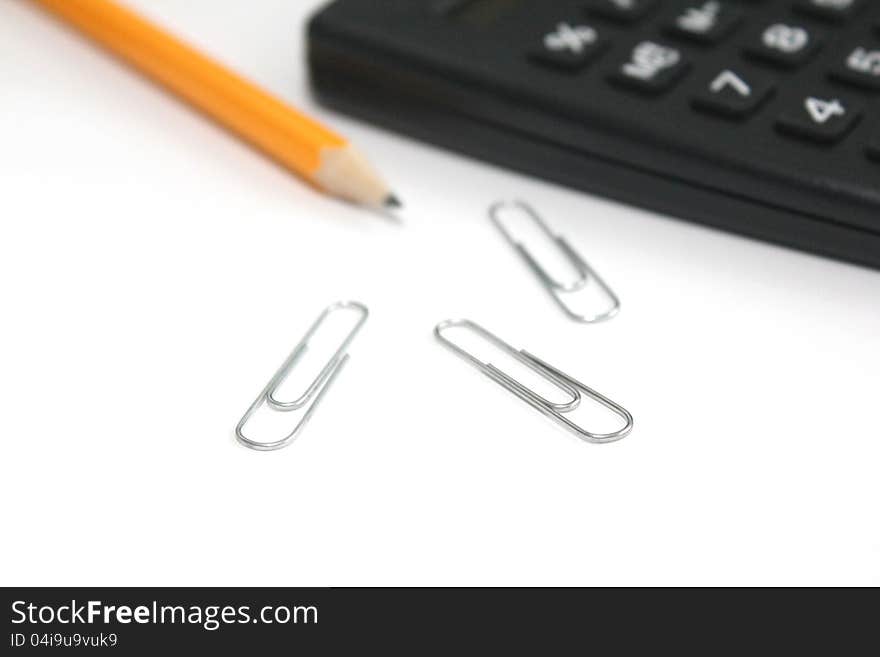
30,0,401,211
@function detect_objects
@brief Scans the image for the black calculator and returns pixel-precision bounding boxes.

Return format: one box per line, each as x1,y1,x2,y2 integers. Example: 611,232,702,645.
308,1,880,268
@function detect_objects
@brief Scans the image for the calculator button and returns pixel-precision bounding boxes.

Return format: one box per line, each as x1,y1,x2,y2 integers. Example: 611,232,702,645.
610,41,688,93
666,2,742,44
692,69,775,118
793,0,864,23
745,23,821,68
584,0,657,23
529,23,607,71
776,95,862,144
830,45,880,91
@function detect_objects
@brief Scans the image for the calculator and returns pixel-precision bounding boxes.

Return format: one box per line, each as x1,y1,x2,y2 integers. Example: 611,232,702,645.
308,1,880,268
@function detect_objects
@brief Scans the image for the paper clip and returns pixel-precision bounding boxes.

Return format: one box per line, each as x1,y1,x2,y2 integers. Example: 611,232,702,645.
434,319,633,443
235,301,369,451
489,201,620,323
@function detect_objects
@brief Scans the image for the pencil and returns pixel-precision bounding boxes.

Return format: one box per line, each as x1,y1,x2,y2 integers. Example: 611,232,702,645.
30,0,401,211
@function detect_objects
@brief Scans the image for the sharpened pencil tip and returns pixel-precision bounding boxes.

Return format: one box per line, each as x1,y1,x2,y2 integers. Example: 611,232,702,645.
384,194,403,210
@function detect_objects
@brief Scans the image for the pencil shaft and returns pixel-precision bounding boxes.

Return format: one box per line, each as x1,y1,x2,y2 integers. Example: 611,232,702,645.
31,0,372,193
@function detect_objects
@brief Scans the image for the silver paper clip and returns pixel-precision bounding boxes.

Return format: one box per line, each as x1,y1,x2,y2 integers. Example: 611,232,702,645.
434,319,633,443
489,201,620,323
235,301,369,451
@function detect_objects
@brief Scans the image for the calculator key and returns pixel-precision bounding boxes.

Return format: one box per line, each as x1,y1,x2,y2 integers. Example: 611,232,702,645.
529,23,607,72
776,95,862,144
830,45,880,91
584,0,657,23
610,41,688,93
666,2,742,44
794,0,864,23
745,23,821,68
692,69,775,119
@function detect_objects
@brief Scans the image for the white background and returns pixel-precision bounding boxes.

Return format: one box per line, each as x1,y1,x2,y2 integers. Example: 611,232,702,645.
2,0,878,586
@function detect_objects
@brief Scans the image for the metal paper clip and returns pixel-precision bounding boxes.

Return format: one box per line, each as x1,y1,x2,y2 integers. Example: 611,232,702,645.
235,301,369,451
489,201,620,323
434,319,633,443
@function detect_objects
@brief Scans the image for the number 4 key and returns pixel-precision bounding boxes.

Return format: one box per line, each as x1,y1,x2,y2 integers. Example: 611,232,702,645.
776,95,863,144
